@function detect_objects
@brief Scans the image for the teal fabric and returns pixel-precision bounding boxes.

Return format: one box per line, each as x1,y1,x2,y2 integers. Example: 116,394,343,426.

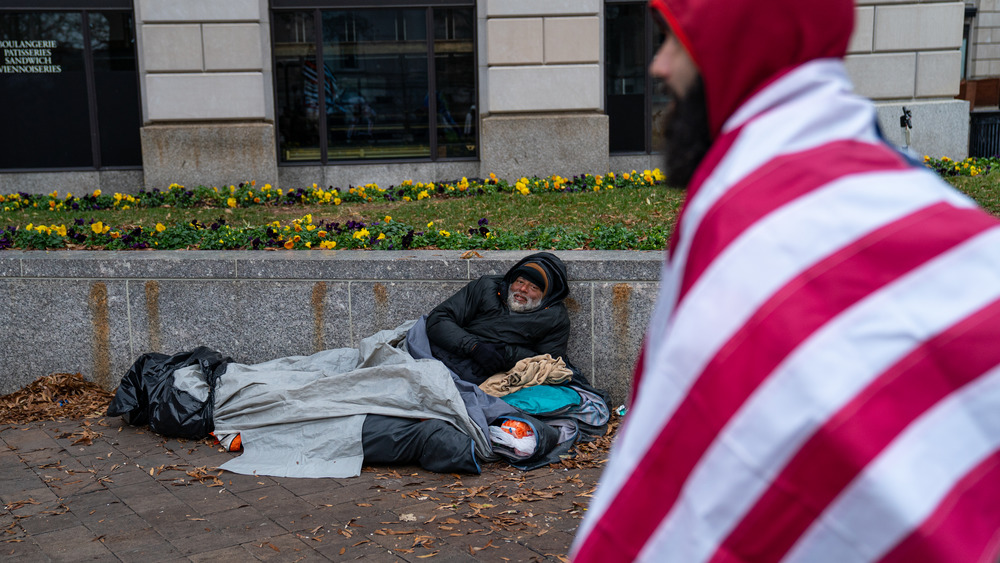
502,385,581,414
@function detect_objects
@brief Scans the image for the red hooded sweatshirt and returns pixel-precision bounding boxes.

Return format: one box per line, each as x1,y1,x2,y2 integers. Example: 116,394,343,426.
573,2,1000,562
649,0,854,138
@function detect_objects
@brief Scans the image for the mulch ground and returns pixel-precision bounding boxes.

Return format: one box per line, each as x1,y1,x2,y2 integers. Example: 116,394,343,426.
0,373,113,424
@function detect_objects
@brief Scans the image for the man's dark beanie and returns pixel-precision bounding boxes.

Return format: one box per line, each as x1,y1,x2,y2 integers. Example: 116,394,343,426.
512,261,549,296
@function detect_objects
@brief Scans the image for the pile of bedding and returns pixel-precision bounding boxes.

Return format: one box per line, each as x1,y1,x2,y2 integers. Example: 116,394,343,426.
106,319,610,478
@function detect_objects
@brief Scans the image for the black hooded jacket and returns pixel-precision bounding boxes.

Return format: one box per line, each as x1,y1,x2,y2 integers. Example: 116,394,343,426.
425,253,571,385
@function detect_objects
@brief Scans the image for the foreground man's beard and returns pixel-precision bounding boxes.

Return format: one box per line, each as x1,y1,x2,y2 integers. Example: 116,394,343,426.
660,76,712,189
508,291,541,313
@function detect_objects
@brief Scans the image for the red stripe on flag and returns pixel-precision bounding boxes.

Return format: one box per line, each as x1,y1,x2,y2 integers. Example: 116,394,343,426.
712,293,1000,563
879,450,1000,563
678,140,908,302
573,205,995,560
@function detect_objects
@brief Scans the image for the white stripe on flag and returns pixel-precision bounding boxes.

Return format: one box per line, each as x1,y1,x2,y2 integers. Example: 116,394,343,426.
577,170,971,542
724,60,879,144
786,361,1000,562
637,226,1000,563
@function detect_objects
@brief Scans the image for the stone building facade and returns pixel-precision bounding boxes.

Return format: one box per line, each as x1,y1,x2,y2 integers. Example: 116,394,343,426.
0,0,974,194
967,0,1000,78
848,1,968,160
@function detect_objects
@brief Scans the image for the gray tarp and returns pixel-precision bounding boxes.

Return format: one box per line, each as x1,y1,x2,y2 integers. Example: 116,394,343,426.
210,321,490,478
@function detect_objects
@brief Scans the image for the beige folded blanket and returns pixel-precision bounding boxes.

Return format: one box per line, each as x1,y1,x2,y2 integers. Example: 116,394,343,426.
479,354,573,397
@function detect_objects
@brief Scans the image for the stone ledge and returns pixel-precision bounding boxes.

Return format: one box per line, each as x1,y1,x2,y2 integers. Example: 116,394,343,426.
0,250,662,281
0,250,663,406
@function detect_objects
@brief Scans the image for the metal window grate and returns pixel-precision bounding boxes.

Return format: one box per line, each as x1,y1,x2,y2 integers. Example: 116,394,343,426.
970,111,1000,157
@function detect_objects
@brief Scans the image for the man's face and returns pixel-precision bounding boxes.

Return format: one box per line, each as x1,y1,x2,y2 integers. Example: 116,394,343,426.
508,276,543,313
649,32,698,100
650,27,712,189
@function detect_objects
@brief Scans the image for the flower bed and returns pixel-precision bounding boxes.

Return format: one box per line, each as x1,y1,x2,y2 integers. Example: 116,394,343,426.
0,170,672,251
1,157,990,252
922,155,999,177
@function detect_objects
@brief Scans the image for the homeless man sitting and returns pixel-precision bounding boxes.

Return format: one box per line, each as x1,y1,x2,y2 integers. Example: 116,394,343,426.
106,252,610,478
426,251,571,385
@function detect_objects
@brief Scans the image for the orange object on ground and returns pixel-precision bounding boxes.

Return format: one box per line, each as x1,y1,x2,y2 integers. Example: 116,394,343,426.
500,419,533,439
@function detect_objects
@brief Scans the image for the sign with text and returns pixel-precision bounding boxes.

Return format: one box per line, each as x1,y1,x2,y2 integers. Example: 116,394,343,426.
0,40,61,73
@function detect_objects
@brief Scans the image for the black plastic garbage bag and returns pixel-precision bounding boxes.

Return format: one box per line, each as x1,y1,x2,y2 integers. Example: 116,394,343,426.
106,347,232,439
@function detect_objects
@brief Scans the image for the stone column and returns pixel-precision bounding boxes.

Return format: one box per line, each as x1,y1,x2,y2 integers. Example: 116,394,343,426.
136,0,277,190
970,0,1000,78
478,0,608,179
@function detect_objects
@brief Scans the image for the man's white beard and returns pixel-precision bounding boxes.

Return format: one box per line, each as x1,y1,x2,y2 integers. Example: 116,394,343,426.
508,291,541,313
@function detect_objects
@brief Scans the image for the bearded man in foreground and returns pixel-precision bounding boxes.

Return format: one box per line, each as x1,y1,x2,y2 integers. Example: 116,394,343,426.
573,0,1000,561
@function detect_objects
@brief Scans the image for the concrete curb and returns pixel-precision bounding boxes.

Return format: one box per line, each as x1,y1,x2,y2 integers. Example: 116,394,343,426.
0,250,664,405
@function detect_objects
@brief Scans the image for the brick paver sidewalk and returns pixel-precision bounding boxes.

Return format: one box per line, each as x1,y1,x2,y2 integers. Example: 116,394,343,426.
1,417,610,562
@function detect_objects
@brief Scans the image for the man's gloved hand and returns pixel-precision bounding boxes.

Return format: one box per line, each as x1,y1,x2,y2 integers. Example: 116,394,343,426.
471,342,506,375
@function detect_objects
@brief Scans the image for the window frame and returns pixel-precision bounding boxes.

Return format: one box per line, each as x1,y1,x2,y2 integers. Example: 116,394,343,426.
605,0,661,155
0,5,141,171
271,0,478,166
0,1,131,8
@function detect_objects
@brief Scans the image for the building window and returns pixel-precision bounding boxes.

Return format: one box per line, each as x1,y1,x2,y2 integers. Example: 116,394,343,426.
0,5,140,170
272,1,476,164
605,1,667,154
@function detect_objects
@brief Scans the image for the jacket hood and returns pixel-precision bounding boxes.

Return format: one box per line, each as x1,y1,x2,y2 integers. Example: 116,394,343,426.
650,0,854,137
502,252,569,309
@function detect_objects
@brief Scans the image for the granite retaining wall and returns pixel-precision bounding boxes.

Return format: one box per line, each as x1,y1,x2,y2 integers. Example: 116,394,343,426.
0,250,663,407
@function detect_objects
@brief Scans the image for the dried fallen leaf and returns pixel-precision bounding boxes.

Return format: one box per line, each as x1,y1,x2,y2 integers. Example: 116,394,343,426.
469,539,499,554
5,499,40,511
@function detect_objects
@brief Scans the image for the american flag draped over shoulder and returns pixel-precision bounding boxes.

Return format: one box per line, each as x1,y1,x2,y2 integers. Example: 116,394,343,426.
572,59,1000,563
